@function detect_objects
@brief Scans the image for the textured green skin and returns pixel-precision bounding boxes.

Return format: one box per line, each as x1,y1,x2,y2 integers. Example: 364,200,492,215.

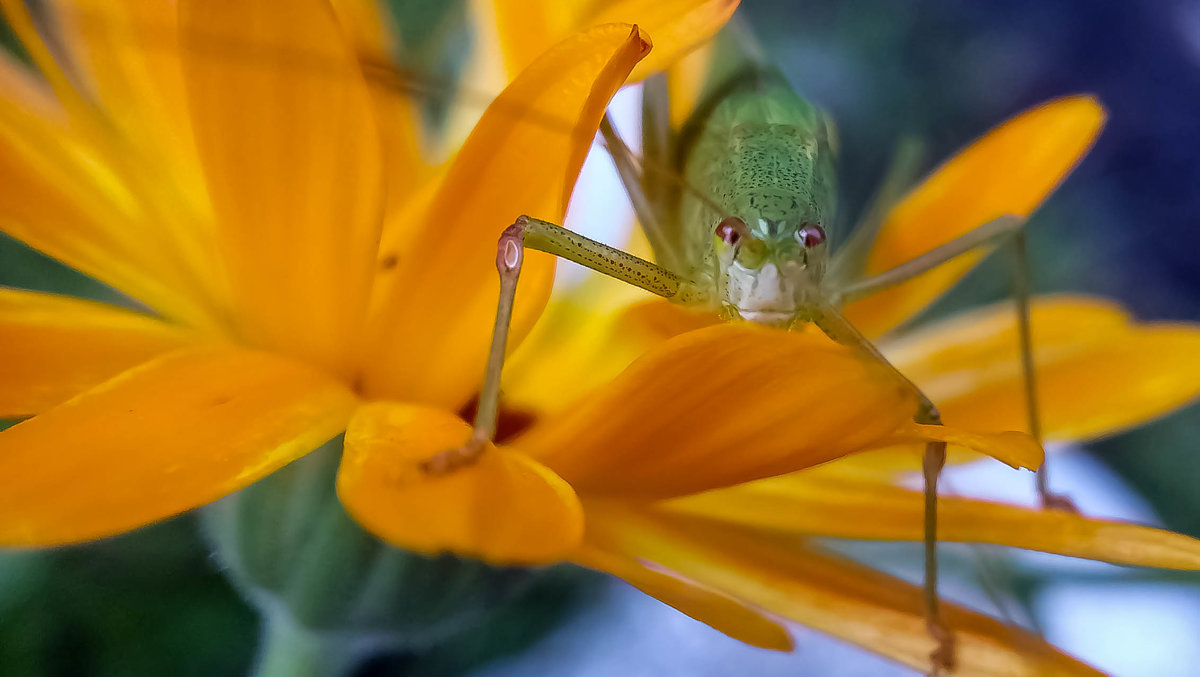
676,71,837,317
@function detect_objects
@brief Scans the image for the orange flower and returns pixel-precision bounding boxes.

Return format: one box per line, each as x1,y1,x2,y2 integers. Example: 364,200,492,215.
2,2,1199,676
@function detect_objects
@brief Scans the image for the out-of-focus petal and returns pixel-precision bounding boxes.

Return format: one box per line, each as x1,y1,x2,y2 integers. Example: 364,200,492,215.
179,0,383,377
0,49,58,116
929,326,1200,442
589,506,1105,677
46,0,199,177
516,323,918,498
0,79,219,327
339,402,583,565
664,475,1200,569
844,96,1106,337
0,0,88,114
666,38,716,129
0,346,357,546
885,295,1131,393
0,289,197,417
573,534,793,651
827,296,1200,477
492,0,739,82
330,0,434,234
329,0,397,57
361,24,650,407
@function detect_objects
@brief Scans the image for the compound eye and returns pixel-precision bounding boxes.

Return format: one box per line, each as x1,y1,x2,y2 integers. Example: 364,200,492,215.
797,223,826,248
716,216,748,246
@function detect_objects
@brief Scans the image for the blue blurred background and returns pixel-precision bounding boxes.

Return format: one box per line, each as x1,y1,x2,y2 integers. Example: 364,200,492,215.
2,1,1199,675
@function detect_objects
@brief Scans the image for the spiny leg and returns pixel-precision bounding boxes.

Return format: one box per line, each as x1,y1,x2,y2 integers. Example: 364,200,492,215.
812,304,955,676
836,214,1075,512
1008,228,1076,512
423,216,700,475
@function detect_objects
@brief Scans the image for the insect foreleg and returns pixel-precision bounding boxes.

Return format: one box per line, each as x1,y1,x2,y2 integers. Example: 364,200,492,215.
422,216,701,475
812,303,956,676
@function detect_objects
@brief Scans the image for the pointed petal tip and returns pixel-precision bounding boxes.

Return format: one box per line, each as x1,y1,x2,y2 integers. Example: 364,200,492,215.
629,24,654,56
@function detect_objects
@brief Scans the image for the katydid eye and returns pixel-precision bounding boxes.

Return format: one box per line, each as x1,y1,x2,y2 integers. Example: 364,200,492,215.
716,217,748,245
797,223,826,248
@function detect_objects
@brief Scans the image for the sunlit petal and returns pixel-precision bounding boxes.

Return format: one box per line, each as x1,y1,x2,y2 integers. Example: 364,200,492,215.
665,475,1200,570
492,0,738,82
179,0,383,376
844,96,1106,336
517,323,918,498
339,403,583,564
590,506,1105,677
361,24,651,407
835,296,1200,477
0,288,197,417
0,346,357,546
0,82,217,327
573,535,793,651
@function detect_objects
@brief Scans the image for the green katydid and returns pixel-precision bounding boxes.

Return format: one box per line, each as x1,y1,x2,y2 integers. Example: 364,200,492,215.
420,28,1074,676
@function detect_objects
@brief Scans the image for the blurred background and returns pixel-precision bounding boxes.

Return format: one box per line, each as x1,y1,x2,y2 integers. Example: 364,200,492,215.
3,1,1200,675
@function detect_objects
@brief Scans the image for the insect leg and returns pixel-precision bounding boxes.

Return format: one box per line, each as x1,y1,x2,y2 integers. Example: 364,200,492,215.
600,115,664,239
833,214,1025,304
1008,228,1076,511
422,216,701,475
812,303,956,676
827,138,927,287
835,214,1073,511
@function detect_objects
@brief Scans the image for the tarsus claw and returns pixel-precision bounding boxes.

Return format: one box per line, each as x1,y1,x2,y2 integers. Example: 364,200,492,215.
421,439,486,475
926,619,956,676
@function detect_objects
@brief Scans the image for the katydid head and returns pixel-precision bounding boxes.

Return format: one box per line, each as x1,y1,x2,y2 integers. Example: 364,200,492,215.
712,209,830,326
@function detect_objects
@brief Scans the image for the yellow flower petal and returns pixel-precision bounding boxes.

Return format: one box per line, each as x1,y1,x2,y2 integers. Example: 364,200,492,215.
574,0,741,84
573,535,793,651
0,89,218,327
329,0,397,58
826,295,1200,477
0,289,197,417
361,24,651,407
844,96,1106,337
43,0,198,173
590,507,1105,677
0,346,357,546
339,403,583,565
179,0,383,376
0,49,58,117
885,294,1131,394
328,0,434,232
665,475,1200,569
499,279,661,414
870,423,1044,471
492,0,739,82
516,323,917,498
935,326,1200,443
665,36,717,129
0,0,88,116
